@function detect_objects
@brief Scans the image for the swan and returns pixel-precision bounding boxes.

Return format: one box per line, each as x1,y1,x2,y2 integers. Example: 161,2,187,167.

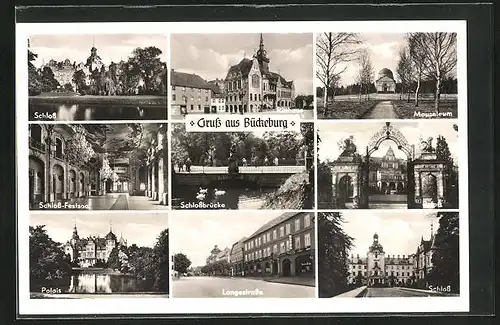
214,189,226,196
198,187,208,194
196,193,206,201
136,107,144,117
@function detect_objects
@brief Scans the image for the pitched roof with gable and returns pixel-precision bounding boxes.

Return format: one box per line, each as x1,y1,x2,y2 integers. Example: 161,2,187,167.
226,58,254,79
171,70,212,89
247,212,303,240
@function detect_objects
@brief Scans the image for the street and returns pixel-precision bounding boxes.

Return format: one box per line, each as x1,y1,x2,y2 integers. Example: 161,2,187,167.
173,276,315,298
362,287,447,297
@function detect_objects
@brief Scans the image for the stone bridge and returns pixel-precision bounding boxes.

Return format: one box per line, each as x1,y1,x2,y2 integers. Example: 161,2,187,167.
174,165,307,187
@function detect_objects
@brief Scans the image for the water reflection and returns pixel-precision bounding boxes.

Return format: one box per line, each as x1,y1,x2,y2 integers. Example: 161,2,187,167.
33,272,157,294
30,103,167,121
173,185,276,210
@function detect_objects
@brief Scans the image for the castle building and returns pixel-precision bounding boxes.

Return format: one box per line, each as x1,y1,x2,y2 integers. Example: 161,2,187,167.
375,68,396,93
347,230,436,287
368,146,407,194
224,34,295,114
63,222,128,268
243,212,314,277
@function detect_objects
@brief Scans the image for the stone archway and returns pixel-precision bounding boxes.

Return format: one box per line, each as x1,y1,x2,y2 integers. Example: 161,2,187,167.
361,122,414,209
282,259,291,277
338,175,354,202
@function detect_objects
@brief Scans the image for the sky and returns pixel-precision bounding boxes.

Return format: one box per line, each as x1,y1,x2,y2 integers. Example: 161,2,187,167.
318,121,459,162
171,33,313,95
335,211,441,257
29,34,168,68
30,212,168,248
170,211,286,267
316,33,407,87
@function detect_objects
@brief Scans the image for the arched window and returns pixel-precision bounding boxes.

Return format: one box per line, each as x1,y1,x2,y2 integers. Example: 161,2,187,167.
55,138,63,158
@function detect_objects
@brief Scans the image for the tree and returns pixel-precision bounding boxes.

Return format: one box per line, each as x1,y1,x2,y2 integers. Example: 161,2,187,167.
408,33,457,112
65,125,96,168
356,49,375,101
40,66,60,92
407,33,427,107
318,212,354,297
29,225,72,287
396,46,414,102
316,33,362,104
174,253,192,274
28,49,43,95
436,135,458,206
72,69,88,94
428,212,459,293
107,247,121,270
153,229,169,291
127,46,164,95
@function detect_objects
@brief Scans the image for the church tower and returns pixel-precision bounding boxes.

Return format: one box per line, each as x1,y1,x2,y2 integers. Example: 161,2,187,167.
367,233,386,285
254,33,270,74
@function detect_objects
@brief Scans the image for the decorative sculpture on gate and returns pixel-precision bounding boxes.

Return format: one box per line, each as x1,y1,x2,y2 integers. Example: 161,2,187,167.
419,137,435,153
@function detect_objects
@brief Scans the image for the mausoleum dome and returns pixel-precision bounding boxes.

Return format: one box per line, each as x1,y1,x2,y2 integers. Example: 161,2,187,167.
378,68,394,80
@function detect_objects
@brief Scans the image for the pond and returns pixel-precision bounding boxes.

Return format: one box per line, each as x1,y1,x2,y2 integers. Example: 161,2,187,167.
172,185,276,210
29,103,167,121
31,271,160,294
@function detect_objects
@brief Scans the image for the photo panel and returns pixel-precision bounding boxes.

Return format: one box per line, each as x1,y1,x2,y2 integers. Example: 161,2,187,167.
170,33,314,120
28,123,168,210
317,120,459,210
171,122,315,210
317,210,460,298
28,212,169,298
170,210,316,298
316,32,458,120
28,34,168,121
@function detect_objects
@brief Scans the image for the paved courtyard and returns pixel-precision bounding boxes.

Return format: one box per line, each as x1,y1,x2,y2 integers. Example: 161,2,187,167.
361,287,448,297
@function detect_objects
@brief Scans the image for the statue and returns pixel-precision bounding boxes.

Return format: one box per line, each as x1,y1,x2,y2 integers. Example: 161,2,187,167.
227,142,239,174
419,137,435,153
338,136,357,156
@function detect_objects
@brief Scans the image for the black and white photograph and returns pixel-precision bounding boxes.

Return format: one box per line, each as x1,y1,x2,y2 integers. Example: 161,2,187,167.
28,34,167,121
171,211,315,298
317,121,459,209
316,33,457,119
170,33,314,120
171,122,314,210
29,213,169,298
28,123,168,210
317,211,459,298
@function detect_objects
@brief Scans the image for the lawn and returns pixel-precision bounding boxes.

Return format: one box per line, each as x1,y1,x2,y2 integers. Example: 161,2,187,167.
30,94,167,106
392,99,458,119
317,100,379,119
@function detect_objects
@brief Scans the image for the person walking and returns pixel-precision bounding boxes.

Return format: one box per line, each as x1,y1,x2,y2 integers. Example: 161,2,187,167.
186,157,192,173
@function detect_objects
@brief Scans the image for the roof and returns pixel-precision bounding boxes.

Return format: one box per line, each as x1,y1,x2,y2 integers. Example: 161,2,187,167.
171,70,212,89
207,81,222,95
247,212,304,239
226,58,254,78
105,231,117,241
378,68,394,80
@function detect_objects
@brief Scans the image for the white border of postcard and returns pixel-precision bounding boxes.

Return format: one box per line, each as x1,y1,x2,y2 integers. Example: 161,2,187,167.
16,20,468,315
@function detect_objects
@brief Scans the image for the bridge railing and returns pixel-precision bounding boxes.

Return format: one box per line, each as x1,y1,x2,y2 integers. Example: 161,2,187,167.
175,165,307,174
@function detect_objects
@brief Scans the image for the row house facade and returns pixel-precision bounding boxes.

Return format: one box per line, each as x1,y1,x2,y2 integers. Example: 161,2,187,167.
171,70,212,115
229,237,246,276
28,124,91,208
242,212,315,277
